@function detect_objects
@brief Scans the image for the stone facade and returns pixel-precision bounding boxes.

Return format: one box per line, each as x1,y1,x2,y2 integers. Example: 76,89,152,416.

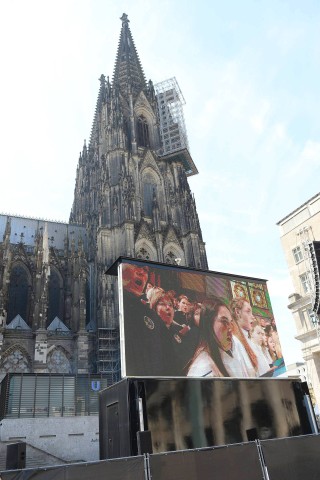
0,416,99,464
278,192,320,410
0,14,207,381
0,216,94,374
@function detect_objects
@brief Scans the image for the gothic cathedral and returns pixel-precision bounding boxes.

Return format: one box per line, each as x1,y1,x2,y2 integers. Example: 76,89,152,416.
0,14,207,382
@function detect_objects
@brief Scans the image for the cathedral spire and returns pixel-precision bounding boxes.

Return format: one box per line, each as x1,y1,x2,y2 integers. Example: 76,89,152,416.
112,13,147,97
90,74,106,147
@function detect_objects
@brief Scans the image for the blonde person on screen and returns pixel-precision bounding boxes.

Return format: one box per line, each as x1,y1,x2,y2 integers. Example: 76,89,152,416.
187,299,249,378
267,335,278,363
265,324,283,361
230,298,259,377
262,329,274,366
250,320,275,376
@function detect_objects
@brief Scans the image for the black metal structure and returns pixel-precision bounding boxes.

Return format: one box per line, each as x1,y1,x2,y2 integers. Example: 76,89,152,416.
5,442,26,471
308,240,320,315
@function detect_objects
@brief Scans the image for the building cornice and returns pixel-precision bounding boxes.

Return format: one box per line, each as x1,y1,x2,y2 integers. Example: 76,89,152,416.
295,329,318,342
277,191,320,225
288,293,311,311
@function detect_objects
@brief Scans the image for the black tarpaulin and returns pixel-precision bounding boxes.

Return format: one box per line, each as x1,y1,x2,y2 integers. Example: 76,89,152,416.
0,456,146,480
260,434,320,480
148,442,264,480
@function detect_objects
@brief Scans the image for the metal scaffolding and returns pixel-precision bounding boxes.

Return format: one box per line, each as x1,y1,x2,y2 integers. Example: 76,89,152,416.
98,327,120,383
154,77,189,156
153,78,197,176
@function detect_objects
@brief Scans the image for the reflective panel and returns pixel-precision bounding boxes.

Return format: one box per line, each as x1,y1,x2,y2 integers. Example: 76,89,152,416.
143,378,303,452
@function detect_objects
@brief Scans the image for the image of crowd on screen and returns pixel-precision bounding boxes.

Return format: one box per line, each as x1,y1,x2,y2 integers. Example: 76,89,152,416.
121,263,284,378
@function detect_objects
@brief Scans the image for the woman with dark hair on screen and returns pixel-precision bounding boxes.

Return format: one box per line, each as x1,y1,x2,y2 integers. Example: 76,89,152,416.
187,298,249,377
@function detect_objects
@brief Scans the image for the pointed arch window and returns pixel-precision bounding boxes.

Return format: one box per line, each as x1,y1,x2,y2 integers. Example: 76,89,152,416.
143,183,157,216
48,269,64,327
0,347,31,373
7,264,30,325
137,116,150,147
47,348,71,374
143,170,159,217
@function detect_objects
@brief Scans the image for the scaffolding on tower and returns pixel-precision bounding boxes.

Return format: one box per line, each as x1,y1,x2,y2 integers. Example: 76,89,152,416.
98,327,120,384
154,77,198,176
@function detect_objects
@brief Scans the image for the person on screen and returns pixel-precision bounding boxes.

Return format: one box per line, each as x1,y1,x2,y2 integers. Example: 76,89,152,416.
271,328,283,360
139,281,154,305
257,315,271,329
186,299,249,378
267,335,278,363
148,287,176,328
174,294,192,324
191,302,202,327
262,329,274,366
121,263,173,376
250,320,274,376
266,334,285,375
148,287,198,375
230,298,259,377
264,324,283,360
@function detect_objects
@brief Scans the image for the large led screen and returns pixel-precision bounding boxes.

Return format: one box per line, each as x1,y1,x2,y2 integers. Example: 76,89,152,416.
118,259,286,378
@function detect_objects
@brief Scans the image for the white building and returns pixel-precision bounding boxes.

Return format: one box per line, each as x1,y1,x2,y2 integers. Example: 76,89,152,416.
278,192,320,411
285,362,308,382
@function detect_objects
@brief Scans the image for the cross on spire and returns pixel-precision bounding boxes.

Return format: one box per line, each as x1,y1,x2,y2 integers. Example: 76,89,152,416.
120,13,129,25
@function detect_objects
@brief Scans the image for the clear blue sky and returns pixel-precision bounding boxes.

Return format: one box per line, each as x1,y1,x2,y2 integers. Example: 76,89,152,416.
1,0,320,363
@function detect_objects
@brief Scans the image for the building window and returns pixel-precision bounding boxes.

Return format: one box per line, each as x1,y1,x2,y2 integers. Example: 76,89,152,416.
292,246,303,264
137,116,150,147
300,273,311,294
47,269,63,327
143,182,157,217
0,348,31,373
307,308,319,328
7,265,30,325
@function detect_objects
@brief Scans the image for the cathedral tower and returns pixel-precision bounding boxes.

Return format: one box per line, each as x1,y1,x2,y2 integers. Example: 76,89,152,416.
70,14,208,378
